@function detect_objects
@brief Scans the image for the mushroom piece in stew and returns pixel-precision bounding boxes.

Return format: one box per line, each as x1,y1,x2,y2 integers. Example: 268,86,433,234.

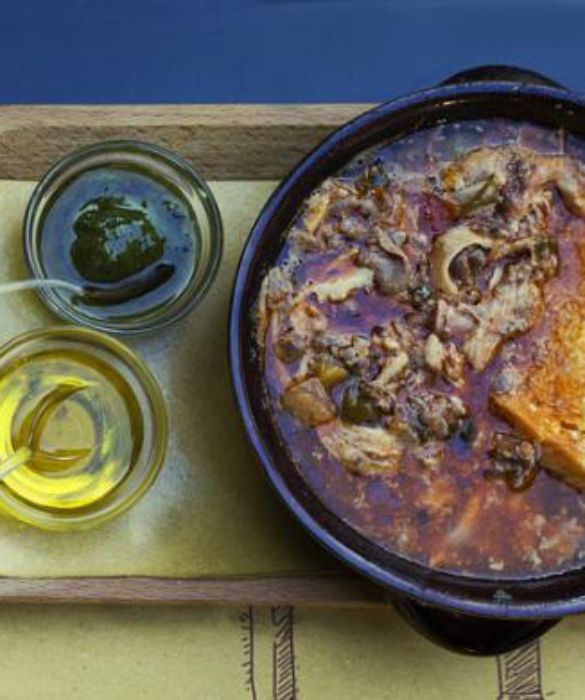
257,119,585,578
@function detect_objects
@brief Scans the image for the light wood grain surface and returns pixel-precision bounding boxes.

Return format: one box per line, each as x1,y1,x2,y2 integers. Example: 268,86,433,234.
0,105,373,180
0,574,388,606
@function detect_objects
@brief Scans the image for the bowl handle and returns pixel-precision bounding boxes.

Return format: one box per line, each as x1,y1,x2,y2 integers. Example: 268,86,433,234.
392,596,559,656
439,64,565,89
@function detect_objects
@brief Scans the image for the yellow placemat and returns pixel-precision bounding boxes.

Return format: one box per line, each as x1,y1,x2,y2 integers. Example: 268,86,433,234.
0,602,579,699
0,180,334,577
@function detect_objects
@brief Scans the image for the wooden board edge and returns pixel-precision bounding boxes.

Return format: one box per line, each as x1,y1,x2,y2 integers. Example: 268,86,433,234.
0,574,388,607
0,104,375,128
0,104,377,180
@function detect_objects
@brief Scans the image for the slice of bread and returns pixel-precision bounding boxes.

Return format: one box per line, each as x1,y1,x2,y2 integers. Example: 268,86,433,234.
491,299,585,490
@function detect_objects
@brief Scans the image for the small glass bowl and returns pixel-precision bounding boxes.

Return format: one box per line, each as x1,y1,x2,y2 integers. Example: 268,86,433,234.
23,140,223,335
0,326,168,530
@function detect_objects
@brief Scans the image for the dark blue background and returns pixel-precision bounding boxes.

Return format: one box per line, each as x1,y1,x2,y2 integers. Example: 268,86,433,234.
0,0,582,103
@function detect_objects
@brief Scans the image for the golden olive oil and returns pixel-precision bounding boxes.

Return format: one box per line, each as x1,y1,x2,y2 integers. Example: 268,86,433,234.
0,348,143,511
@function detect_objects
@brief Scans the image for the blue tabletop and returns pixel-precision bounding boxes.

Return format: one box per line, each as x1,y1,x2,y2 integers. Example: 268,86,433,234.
0,0,583,103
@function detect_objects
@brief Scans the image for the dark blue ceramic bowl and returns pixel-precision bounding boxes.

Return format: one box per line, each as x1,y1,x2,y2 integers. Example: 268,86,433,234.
229,66,585,654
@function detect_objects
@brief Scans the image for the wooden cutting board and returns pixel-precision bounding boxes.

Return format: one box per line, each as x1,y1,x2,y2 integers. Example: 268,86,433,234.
0,105,388,607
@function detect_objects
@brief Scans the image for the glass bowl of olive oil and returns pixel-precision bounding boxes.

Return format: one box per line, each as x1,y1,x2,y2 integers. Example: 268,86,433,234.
24,141,223,335
0,326,167,530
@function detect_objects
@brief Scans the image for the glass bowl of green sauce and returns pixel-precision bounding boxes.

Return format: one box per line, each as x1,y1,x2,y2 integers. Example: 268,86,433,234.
24,141,223,335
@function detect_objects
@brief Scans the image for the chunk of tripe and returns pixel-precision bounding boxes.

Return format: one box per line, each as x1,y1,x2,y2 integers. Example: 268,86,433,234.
307,266,374,303
491,300,585,490
317,421,402,475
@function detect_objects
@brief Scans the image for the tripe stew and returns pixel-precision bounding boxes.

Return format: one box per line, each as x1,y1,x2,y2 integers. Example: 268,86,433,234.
257,119,585,578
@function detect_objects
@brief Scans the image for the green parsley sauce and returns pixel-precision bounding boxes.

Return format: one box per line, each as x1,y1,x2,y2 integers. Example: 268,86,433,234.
39,165,199,319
